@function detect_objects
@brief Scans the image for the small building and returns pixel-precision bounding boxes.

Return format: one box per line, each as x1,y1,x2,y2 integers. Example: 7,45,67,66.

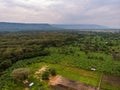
29,82,34,87
91,68,96,71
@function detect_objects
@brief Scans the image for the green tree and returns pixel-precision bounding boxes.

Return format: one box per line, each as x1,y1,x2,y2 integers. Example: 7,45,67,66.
11,68,29,82
41,71,49,80
0,60,12,70
49,68,57,76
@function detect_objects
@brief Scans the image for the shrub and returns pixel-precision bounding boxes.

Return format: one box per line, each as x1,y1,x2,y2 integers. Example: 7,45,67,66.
41,71,49,80
11,68,29,82
49,68,57,76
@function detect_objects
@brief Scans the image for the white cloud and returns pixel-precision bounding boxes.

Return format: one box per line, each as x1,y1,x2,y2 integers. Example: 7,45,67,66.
0,0,120,28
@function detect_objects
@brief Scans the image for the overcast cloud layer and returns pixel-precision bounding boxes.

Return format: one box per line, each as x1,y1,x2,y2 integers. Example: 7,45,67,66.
0,0,120,28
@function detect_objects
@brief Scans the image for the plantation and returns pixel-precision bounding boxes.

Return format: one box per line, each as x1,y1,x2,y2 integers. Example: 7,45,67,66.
0,31,120,90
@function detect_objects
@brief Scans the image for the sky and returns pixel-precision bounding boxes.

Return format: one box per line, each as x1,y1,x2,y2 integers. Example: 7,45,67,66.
0,0,120,28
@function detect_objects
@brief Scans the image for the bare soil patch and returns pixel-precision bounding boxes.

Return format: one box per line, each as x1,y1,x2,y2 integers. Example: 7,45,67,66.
25,88,29,90
102,74,120,87
49,75,98,90
34,65,48,78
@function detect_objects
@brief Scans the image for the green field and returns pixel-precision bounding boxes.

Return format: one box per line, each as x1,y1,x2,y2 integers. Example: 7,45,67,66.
12,62,101,90
28,62,101,86
0,55,120,90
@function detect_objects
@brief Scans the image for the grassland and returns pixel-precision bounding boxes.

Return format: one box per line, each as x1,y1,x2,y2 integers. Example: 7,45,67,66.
14,62,100,90
0,54,120,90
15,60,120,90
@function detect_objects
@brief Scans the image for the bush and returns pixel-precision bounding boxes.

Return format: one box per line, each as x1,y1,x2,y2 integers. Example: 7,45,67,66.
49,68,57,76
41,71,49,80
11,68,29,82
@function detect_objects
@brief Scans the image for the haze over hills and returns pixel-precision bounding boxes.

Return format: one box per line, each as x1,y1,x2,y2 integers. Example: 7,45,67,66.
0,22,112,31
52,24,109,29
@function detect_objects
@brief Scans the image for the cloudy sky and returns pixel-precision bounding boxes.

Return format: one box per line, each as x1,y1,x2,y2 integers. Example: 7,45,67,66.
0,0,120,28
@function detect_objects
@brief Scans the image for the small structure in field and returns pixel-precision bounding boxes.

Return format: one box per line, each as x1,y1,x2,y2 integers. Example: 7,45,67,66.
23,80,29,87
29,82,34,87
91,68,96,71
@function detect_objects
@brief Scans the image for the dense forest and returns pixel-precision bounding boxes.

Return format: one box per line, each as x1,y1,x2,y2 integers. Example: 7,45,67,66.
0,31,120,90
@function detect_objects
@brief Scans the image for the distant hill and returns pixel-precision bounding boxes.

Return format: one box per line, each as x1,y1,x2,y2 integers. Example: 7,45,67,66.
52,24,109,29
0,22,111,31
0,22,57,31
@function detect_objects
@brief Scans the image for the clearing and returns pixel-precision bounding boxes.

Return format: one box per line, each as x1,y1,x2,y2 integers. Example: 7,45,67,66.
49,75,97,90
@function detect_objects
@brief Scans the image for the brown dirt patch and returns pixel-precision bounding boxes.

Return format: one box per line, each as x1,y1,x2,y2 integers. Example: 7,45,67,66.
25,88,29,90
34,65,48,78
49,75,97,90
102,74,120,87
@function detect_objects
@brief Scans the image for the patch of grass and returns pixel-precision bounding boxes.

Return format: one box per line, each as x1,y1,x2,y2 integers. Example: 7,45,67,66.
28,62,101,87
101,84,120,90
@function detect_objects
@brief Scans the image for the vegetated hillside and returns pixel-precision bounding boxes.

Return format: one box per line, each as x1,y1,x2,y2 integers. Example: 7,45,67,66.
0,31,120,74
0,31,120,90
0,22,57,31
52,24,109,29
0,22,112,31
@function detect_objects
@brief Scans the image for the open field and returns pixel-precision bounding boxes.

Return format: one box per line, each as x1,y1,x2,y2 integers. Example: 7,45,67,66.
28,62,101,86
